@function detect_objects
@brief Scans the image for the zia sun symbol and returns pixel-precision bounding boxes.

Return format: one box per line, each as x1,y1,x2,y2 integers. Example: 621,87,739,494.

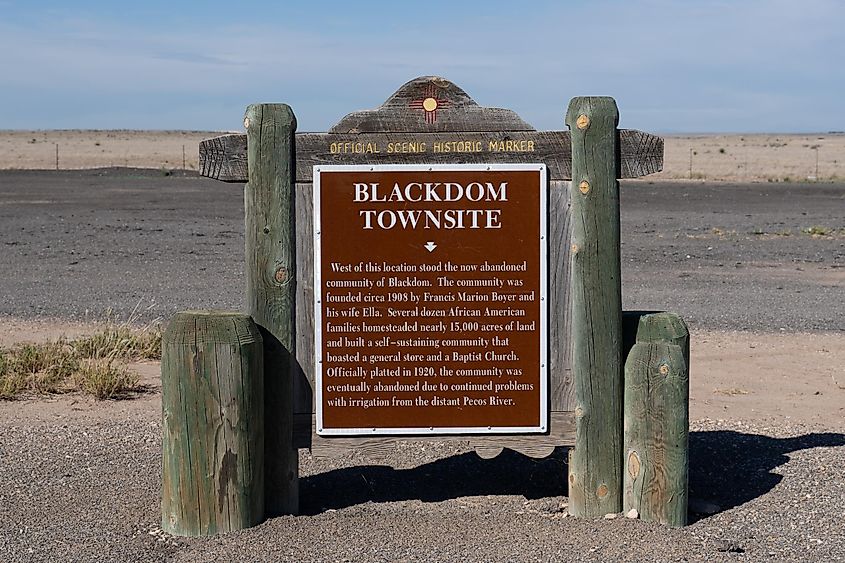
409,84,450,124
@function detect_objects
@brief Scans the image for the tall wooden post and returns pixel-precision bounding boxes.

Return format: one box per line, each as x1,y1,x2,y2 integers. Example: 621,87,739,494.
244,103,299,515
624,312,689,527
566,97,623,518
161,311,264,536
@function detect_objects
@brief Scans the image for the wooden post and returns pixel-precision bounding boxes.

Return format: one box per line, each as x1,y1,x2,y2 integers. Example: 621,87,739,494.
623,312,689,527
244,103,299,515
161,311,264,536
566,97,623,518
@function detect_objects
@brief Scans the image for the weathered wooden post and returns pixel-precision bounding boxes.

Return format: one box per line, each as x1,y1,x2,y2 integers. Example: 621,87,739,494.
161,311,264,536
566,97,623,518
623,312,690,527
244,103,299,515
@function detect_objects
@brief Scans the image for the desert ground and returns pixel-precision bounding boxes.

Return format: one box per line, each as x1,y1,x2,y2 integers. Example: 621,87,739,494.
2,129,845,183
0,137,843,561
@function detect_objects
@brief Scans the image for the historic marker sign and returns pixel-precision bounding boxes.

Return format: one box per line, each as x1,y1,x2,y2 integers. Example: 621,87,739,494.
200,76,667,520
314,164,547,435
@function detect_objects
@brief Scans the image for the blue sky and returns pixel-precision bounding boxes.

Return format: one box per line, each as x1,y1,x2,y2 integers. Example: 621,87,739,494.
1,0,842,133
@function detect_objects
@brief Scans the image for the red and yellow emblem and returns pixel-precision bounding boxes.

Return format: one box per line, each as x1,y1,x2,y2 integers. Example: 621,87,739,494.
410,84,449,124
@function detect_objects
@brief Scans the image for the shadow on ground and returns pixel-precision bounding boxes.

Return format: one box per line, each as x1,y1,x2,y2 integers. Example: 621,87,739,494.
300,431,845,517
300,448,567,515
688,430,845,522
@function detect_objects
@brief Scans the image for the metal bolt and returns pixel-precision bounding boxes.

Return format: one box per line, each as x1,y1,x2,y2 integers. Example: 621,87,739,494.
579,180,591,194
576,114,590,130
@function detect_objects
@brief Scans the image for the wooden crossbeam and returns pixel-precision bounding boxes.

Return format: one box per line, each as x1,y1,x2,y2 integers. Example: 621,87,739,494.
199,129,663,183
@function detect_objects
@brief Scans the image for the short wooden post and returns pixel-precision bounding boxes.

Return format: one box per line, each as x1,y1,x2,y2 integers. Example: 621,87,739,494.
244,103,299,515
566,97,623,518
161,311,264,536
623,312,690,527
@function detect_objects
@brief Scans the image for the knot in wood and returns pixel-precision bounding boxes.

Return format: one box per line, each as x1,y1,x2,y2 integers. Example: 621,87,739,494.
578,180,591,195
274,267,289,284
627,451,641,479
570,243,579,254
243,117,250,129
576,114,590,130
659,363,670,376
596,484,609,498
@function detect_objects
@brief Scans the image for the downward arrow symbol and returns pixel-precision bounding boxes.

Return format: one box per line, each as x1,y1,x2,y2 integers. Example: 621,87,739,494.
424,241,437,252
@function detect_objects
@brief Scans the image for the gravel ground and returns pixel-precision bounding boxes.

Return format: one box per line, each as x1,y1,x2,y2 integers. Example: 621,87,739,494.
0,407,843,562
0,169,842,331
1,169,843,562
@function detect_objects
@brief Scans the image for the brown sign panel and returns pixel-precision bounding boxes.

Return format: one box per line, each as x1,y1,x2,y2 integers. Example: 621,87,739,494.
314,164,547,435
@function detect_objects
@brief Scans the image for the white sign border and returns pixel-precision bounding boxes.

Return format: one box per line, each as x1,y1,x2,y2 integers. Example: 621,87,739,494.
314,163,548,436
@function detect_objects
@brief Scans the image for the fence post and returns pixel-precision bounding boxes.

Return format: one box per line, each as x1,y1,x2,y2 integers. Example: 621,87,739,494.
161,311,264,536
244,103,299,515
566,97,623,518
623,312,689,527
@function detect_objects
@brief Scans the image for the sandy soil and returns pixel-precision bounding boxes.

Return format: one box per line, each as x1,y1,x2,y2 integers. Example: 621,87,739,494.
656,133,845,182
2,130,845,182
0,130,218,171
2,319,842,429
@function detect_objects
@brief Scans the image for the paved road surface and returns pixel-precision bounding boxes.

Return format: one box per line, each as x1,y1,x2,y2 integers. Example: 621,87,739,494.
1,169,842,331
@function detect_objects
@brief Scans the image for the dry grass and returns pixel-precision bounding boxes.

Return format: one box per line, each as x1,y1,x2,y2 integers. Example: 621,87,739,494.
73,320,161,361
713,387,750,396
0,351,26,398
0,320,160,400
802,225,840,237
4,340,79,394
73,359,140,400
